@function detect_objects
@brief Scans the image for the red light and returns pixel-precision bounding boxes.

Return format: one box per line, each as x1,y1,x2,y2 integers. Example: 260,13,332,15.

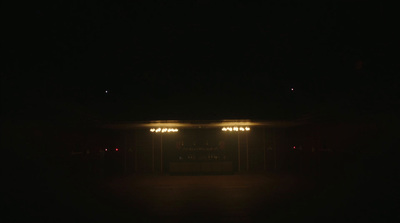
293,146,296,149
115,148,119,151
105,148,108,152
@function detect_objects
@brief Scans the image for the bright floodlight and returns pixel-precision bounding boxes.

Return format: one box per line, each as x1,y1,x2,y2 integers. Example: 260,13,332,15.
221,126,250,132
150,128,178,133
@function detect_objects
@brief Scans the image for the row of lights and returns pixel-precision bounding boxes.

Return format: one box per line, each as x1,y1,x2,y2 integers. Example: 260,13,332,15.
149,127,251,132
150,128,179,133
222,127,250,131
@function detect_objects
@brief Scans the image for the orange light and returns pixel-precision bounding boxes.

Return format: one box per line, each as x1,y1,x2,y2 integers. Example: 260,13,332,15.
222,126,250,132
150,128,178,133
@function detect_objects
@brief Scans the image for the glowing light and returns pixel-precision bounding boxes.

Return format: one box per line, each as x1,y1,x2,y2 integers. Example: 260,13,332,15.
291,88,294,91
105,148,108,152
293,146,296,149
116,148,119,151
105,90,108,93
150,128,178,133
221,126,250,132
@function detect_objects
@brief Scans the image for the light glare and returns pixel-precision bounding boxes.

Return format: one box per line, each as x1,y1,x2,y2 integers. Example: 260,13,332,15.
221,126,250,132
150,128,178,133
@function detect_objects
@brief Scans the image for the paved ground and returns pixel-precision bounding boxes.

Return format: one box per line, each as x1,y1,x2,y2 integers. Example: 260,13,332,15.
100,174,317,222
6,172,398,222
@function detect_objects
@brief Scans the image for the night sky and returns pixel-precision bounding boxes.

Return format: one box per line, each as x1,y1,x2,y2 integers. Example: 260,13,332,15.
2,1,397,123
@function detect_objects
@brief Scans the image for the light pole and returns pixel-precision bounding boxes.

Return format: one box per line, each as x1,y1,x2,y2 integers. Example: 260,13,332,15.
160,134,163,173
238,133,241,172
221,127,250,173
152,134,155,173
246,132,249,171
149,128,178,174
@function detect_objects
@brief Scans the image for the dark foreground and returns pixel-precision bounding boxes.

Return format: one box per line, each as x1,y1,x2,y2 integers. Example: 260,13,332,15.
6,168,399,223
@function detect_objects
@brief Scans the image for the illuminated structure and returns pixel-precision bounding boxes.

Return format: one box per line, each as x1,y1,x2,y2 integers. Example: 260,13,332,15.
103,120,302,174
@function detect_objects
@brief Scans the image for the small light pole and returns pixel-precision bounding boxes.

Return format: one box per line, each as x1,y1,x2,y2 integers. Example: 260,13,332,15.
238,133,241,172
246,132,249,172
221,126,250,173
160,134,163,173
152,134,155,173
149,128,178,174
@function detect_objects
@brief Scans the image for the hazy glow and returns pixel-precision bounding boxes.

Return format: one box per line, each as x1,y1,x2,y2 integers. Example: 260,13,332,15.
150,128,178,133
105,148,108,152
105,119,298,130
222,126,250,132
116,148,119,151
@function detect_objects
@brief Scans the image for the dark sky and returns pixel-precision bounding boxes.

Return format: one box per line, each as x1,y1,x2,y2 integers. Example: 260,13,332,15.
2,1,397,123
